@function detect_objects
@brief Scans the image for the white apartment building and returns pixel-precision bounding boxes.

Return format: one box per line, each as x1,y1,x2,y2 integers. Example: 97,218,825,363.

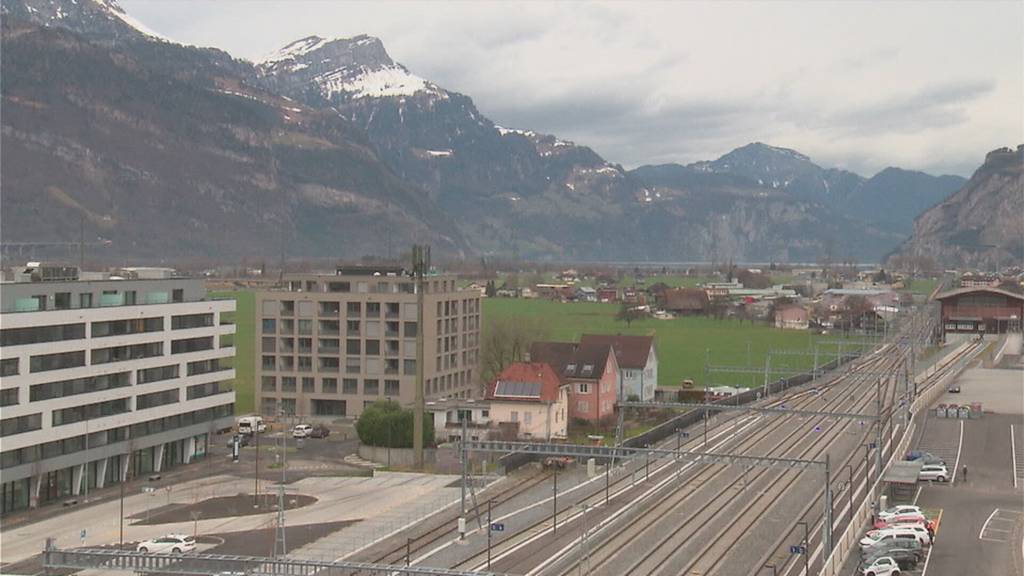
0,265,235,514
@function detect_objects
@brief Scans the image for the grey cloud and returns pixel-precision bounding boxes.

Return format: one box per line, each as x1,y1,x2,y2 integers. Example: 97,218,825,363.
826,79,995,136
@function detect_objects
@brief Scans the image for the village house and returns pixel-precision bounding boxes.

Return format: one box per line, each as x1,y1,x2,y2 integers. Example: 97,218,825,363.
529,341,619,423
579,334,658,401
661,287,709,315
485,362,569,440
773,304,810,330
426,399,492,443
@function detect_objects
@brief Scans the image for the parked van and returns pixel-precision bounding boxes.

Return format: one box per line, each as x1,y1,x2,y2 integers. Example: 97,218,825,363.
238,416,266,435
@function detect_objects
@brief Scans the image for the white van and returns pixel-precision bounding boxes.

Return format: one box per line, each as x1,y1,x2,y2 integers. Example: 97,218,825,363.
238,416,266,435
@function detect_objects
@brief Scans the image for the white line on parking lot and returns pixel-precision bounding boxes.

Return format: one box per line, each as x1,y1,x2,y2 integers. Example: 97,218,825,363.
979,508,1001,540
1011,424,1018,489
951,419,964,485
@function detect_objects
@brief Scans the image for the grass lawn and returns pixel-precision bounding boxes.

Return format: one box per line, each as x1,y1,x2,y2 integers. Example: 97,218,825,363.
906,278,940,297
484,298,847,388
211,290,254,414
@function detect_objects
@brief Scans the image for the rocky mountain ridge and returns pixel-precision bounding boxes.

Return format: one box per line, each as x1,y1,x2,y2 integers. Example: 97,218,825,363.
0,0,981,263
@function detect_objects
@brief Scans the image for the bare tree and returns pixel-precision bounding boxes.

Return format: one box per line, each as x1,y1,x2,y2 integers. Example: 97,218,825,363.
616,301,642,327
481,316,548,383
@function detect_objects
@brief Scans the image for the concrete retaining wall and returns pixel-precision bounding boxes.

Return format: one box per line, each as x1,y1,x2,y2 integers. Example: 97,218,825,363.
358,444,436,467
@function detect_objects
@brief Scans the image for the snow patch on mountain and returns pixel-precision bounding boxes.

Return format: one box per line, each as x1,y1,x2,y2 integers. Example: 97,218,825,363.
96,0,169,41
317,65,433,99
262,35,331,65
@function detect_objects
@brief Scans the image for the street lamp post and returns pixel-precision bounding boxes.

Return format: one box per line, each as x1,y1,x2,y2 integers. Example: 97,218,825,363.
487,499,493,569
844,464,854,522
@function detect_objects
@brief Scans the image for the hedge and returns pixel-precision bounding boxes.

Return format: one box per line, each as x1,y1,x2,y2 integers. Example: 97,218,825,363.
356,400,434,448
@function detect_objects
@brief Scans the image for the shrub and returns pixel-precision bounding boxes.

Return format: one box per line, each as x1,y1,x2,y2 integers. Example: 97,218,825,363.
356,400,434,448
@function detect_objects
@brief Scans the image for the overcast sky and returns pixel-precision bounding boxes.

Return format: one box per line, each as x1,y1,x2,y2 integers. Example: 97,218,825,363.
121,0,1022,177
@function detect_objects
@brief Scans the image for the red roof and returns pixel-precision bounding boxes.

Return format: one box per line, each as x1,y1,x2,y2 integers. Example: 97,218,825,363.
579,334,654,370
487,362,564,403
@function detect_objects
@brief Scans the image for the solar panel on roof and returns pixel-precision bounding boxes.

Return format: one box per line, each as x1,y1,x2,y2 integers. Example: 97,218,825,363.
494,380,542,398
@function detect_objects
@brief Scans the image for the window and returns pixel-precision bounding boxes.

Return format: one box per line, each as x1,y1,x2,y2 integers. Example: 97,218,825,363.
322,378,338,394
366,321,380,338
2,323,86,346
1,413,42,437
136,389,179,410
30,350,86,372
262,376,277,392
281,398,296,415
171,313,214,330
298,356,313,371
366,302,381,317
342,378,358,394
319,338,340,354
279,337,295,353
298,338,313,354
187,358,225,376
262,318,277,334
347,339,361,355
346,357,360,373
577,401,590,413
52,398,130,425
365,340,380,356
511,411,519,422
319,357,340,372
280,301,295,316
279,356,295,371
329,282,351,293
364,379,380,395
172,289,184,303
577,383,590,394
262,355,276,370
262,337,276,353
281,377,297,392
404,359,417,375
171,337,213,354
187,381,231,400
347,302,362,317
404,321,418,337
1,358,18,377
137,364,179,384
297,301,314,317
319,320,340,335
79,293,93,308
385,302,400,318
302,377,315,392
91,318,164,338
384,379,400,396
0,388,18,407
124,291,137,305
298,319,313,335
280,319,295,334
347,320,361,336
524,412,532,425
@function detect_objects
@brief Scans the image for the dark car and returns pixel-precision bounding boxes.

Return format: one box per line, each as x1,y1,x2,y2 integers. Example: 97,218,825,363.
309,424,331,439
948,384,961,393
863,548,921,570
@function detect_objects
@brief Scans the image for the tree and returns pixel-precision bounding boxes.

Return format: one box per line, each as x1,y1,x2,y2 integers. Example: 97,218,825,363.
485,280,497,297
481,316,548,382
616,301,642,327
356,400,434,448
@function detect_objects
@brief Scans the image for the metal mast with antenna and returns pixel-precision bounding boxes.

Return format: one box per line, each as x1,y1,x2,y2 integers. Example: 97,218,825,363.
411,245,430,469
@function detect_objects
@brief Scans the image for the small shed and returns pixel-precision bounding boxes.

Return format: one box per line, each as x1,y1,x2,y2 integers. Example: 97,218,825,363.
882,460,923,503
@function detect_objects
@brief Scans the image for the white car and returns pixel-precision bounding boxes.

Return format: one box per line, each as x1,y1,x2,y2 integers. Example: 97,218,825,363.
860,556,901,576
918,464,949,482
877,505,923,521
137,534,196,554
292,424,313,438
861,527,931,550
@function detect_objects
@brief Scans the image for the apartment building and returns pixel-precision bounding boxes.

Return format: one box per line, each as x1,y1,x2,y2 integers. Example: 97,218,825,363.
254,266,481,419
0,265,235,515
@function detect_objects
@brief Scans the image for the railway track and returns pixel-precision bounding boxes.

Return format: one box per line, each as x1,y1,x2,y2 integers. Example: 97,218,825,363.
752,337,988,576
544,351,902,576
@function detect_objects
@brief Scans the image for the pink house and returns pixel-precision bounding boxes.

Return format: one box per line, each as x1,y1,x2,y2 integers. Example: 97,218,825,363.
529,341,619,423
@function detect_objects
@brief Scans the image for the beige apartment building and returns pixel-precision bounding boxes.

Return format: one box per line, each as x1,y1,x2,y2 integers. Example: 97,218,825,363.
254,266,481,418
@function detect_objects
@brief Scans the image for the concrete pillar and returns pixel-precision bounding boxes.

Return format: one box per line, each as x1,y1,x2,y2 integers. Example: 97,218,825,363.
153,444,165,473
30,474,43,508
72,463,85,496
121,452,131,482
96,458,108,489
184,437,196,465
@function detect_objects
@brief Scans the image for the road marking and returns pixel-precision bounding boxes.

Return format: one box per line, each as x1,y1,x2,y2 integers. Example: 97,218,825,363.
919,508,942,576
951,419,964,485
1012,424,1018,489
913,485,922,505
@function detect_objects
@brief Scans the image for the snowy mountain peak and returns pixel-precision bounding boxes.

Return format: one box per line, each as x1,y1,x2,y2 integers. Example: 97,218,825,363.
2,0,169,41
258,33,440,100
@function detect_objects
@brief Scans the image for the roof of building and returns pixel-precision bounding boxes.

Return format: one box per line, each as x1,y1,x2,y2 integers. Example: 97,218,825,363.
529,341,616,381
579,334,654,369
934,285,1024,302
882,460,923,485
486,362,564,403
662,288,709,311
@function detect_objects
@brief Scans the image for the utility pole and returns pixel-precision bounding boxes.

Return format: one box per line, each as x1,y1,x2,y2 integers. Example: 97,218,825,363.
411,245,430,469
